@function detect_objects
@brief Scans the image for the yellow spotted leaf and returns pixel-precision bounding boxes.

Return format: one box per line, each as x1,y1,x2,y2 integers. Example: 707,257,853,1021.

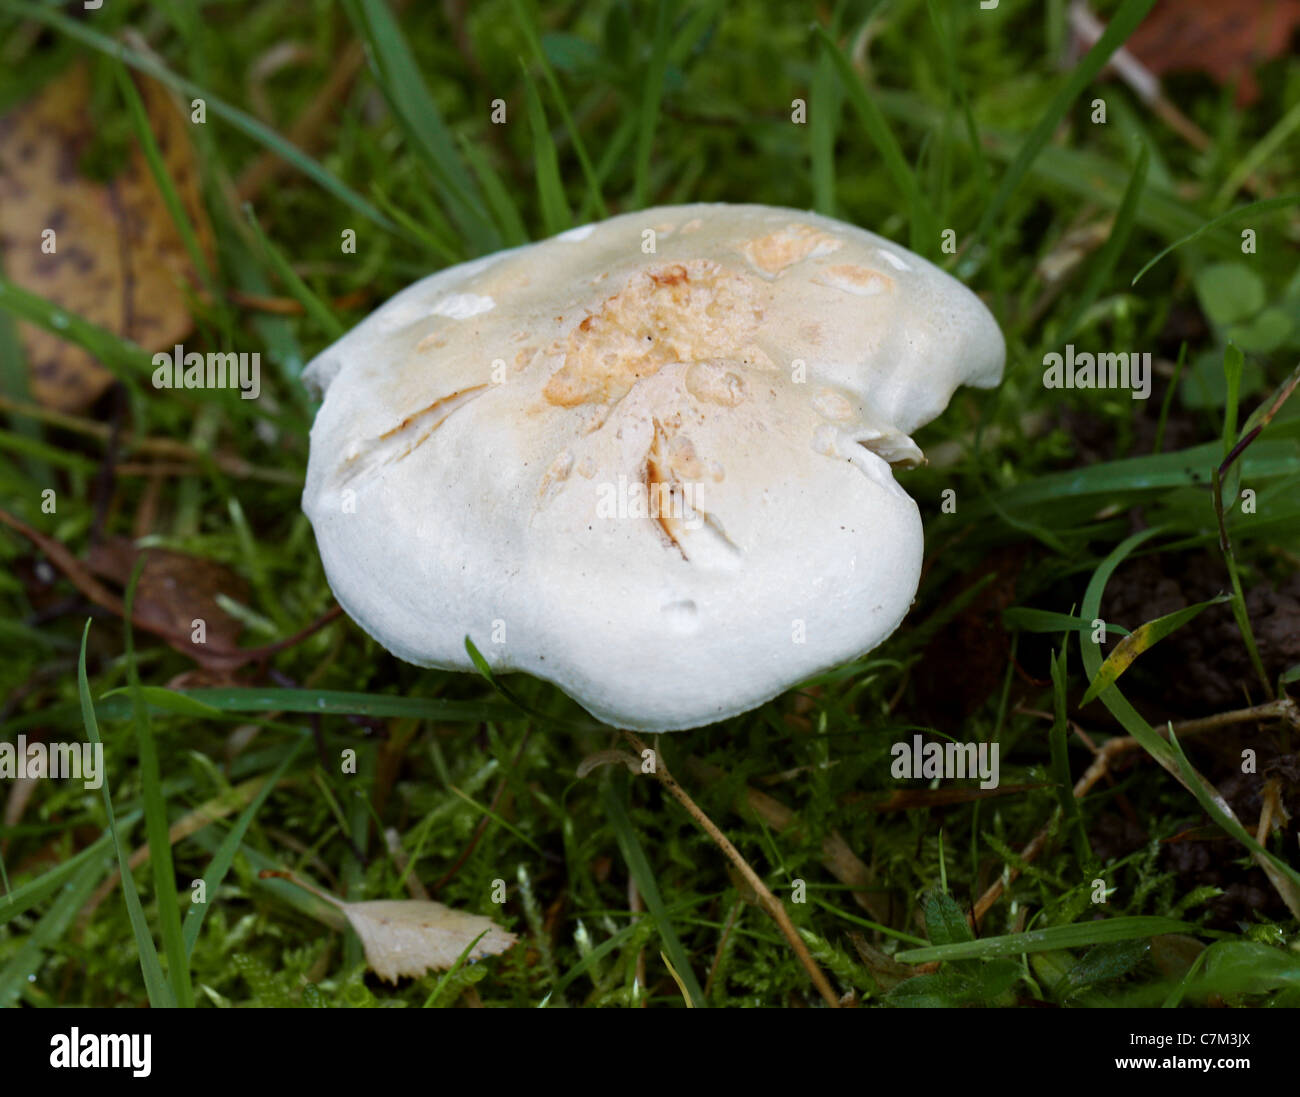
1081,595,1232,706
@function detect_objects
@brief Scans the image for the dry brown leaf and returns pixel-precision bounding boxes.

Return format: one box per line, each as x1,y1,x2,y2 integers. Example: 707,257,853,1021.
86,535,248,651
0,63,214,411
341,900,518,983
1122,0,1300,105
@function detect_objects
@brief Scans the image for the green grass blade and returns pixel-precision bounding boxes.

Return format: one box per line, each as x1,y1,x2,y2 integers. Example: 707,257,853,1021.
123,563,193,1007
862,84,1239,248
112,60,218,300
601,780,708,1007
510,0,608,219
577,114,637,222
924,0,989,211
182,736,307,957
814,25,936,251
1221,343,1245,462
0,277,155,381
1048,641,1089,862
0,831,115,927
1132,194,1300,285
0,430,98,473
0,842,114,1007
371,186,465,264
1003,608,1130,637
1214,99,1300,211
423,929,490,1007
1152,342,1188,454
552,914,646,995
811,896,928,945
808,44,842,215
973,0,1156,248
966,439,1300,518
186,829,349,930
633,0,670,209
0,307,52,483
897,916,1197,963
457,135,531,247
1060,143,1148,340
1212,472,1272,697
346,0,498,250
243,204,346,340
217,211,313,411
1077,528,1300,914
1079,527,1181,773
77,619,176,1008
1174,940,1300,1001
660,948,696,1006
522,65,572,236
97,686,517,723
462,637,585,727
447,784,545,856
1080,595,1231,706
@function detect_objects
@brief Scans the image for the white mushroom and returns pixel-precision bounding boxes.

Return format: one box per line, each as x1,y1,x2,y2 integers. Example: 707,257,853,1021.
302,203,1004,731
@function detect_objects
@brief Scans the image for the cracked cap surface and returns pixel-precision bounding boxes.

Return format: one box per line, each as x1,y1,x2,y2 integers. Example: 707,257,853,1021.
302,203,1005,731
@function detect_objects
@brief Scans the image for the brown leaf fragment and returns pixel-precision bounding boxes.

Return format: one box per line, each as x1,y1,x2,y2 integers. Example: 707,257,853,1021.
0,508,340,671
1120,0,1300,106
86,535,248,651
0,64,214,410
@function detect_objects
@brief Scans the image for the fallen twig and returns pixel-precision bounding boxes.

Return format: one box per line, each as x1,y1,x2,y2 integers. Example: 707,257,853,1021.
972,696,1299,927
621,731,840,1008
686,756,890,924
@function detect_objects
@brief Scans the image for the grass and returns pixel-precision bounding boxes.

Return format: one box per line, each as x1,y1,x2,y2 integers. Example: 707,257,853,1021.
1,0,1299,1008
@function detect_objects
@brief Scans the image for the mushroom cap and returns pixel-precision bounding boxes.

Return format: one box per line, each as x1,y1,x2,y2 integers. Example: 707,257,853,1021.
302,203,1004,731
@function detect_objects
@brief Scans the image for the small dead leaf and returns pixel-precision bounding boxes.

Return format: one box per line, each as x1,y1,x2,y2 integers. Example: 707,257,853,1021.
86,535,248,651
1120,0,1300,106
0,64,214,410
342,900,517,983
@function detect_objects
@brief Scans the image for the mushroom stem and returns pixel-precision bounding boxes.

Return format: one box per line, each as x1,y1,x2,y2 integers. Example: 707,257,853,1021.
620,729,840,1008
